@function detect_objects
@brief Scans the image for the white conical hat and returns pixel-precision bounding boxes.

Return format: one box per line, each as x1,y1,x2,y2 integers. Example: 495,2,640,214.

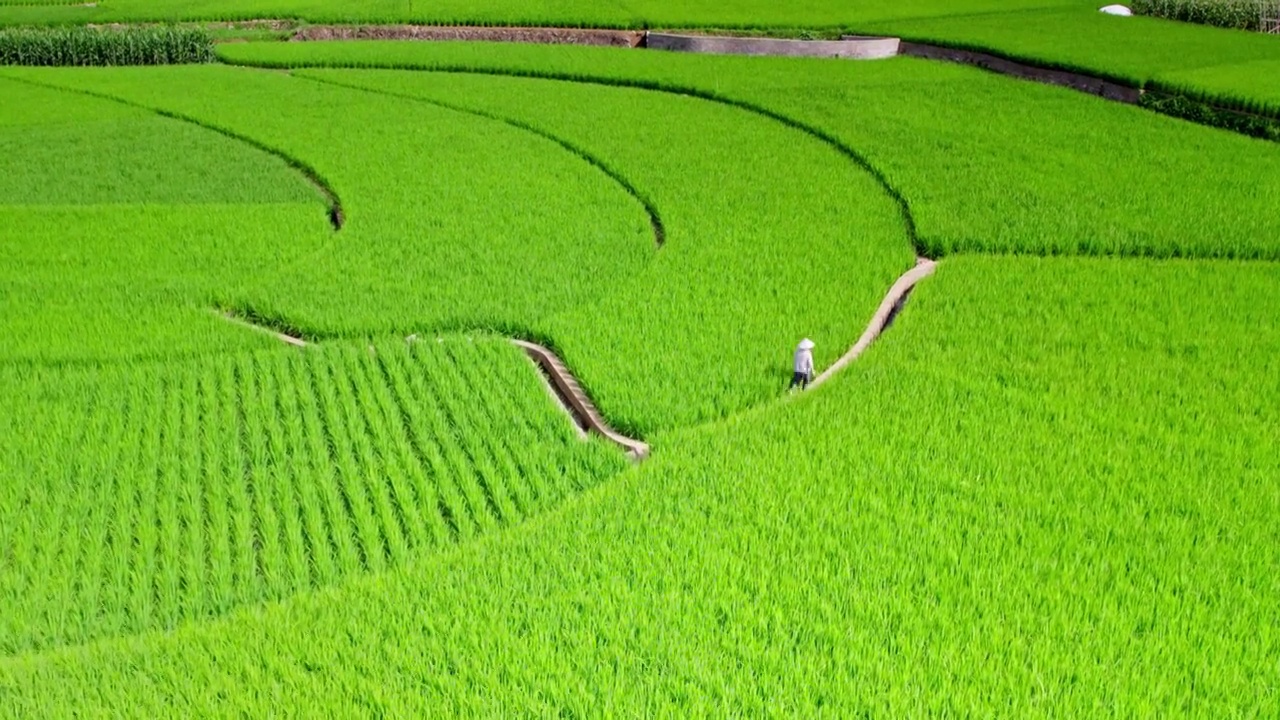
798,338,815,350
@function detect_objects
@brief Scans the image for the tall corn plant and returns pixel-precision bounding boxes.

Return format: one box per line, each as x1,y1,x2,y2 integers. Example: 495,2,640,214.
1132,0,1268,31
0,26,214,66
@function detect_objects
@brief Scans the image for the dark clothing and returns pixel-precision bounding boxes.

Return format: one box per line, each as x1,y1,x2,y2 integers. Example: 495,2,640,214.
790,371,811,390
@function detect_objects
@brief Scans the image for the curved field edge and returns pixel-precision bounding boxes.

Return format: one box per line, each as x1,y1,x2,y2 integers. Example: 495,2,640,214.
2,255,1275,715
2,73,345,229
289,72,665,245
215,41,1280,262
214,42,922,251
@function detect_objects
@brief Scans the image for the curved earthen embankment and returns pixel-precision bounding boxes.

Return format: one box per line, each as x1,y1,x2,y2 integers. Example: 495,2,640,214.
216,257,938,457
808,257,937,390
509,340,650,460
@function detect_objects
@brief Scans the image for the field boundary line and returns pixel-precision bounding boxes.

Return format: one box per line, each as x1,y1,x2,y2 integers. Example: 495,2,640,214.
218,59,922,254
292,71,667,246
213,309,309,347
0,72,346,230
809,257,936,389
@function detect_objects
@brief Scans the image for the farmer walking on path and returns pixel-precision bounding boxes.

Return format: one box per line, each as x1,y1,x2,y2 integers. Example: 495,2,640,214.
791,338,815,390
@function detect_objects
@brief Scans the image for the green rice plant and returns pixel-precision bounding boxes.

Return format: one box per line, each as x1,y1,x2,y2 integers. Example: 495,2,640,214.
1151,58,1280,120
3,256,1275,715
0,338,627,655
11,62,910,433
219,41,1280,260
861,7,1280,88
0,25,213,66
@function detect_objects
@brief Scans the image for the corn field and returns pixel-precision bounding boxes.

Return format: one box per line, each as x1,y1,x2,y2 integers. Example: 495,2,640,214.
0,26,213,66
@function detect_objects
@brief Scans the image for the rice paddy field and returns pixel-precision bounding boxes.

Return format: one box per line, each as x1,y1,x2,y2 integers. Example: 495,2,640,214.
1,6,1278,716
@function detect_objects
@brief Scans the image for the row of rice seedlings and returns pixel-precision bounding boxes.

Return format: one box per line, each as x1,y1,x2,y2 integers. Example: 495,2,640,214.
237,355,288,596
340,348,429,553
346,346,441,551
324,350,411,568
448,343,540,518
126,371,163,628
177,367,207,622
198,365,237,613
255,353,311,596
288,351,364,575
428,343,522,526
217,359,261,601
274,352,340,588
376,338,477,542
307,352,391,574
364,347,453,548
408,341,514,528
73,379,130,641
153,365,186,628
397,343,499,537
468,352,562,513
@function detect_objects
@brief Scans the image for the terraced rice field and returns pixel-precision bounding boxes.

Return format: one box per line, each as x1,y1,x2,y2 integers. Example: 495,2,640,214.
1,22,1277,716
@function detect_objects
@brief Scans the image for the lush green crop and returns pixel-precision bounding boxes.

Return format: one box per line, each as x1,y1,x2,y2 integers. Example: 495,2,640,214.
218,41,1280,260
4,63,913,434
0,337,625,653
1152,58,1280,119
0,25,213,66
2,35,1276,716
3,255,1274,714
863,8,1280,88
0,0,1074,28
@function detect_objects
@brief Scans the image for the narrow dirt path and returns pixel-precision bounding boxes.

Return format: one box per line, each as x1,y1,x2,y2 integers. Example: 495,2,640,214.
809,257,936,390
214,258,937,459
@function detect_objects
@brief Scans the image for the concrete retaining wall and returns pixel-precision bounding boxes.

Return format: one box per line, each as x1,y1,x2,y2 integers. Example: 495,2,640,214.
646,32,899,59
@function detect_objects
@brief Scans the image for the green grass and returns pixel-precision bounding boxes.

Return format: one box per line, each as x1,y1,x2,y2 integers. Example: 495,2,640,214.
2,255,1274,714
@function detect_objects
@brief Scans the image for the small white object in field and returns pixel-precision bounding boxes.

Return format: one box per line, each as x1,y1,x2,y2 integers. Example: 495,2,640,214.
1099,4,1133,15
798,338,815,350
